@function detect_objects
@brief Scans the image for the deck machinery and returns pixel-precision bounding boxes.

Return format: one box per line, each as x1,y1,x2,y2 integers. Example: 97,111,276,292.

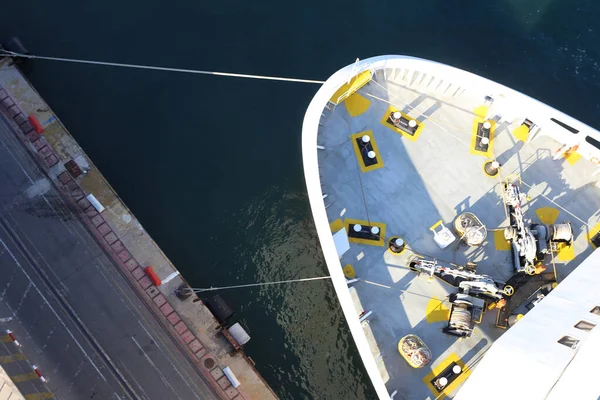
502,181,574,274
406,179,574,338
409,257,513,338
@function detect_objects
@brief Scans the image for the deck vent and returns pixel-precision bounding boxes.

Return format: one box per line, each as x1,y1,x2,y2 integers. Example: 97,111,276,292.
585,135,600,150
574,320,596,332
557,335,580,349
550,118,579,134
590,306,600,316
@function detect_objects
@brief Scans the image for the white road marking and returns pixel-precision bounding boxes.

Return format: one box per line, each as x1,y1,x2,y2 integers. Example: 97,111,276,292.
119,361,151,400
137,321,203,400
0,236,107,381
0,271,16,301
0,207,71,295
131,336,181,399
13,282,32,316
161,270,180,284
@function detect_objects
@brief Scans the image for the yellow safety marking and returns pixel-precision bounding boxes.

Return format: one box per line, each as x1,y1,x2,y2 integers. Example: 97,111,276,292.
11,371,40,383
423,352,472,399
473,309,483,324
470,117,495,157
425,297,450,323
512,124,529,142
556,242,575,261
493,229,511,251
343,264,356,279
344,218,386,247
379,106,424,142
350,131,384,173
0,335,13,343
473,105,488,119
0,353,26,364
535,207,560,225
587,221,600,249
330,70,372,105
25,393,56,400
329,219,344,233
344,93,370,117
564,151,582,165
429,220,443,231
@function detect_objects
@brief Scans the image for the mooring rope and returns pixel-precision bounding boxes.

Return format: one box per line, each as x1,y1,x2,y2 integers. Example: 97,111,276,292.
184,275,332,293
0,50,326,84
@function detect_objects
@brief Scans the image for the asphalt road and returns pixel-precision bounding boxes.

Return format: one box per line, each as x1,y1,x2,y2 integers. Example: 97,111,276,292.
0,113,217,399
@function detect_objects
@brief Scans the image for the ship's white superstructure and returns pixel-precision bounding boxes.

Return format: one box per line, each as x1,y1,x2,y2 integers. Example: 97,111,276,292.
302,56,600,399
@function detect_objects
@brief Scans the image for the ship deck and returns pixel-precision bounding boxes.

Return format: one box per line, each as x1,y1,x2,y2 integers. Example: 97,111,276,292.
316,71,600,399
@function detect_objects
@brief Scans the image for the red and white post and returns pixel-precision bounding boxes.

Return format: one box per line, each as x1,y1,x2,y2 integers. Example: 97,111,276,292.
6,330,22,348
32,365,47,383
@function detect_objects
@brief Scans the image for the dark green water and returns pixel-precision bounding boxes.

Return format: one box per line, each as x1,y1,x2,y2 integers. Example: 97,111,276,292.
2,1,599,398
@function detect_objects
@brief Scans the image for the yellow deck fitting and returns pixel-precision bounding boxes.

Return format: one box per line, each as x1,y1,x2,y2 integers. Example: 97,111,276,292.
535,207,560,225
423,353,472,399
429,220,443,231
588,221,600,248
329,218,344,233
344,93,370,117
473,105,488,119
556,243,575,261
343,264,356,278
564,151,582,165
425,297,450,323
470,117,495,158
512,124,530,142
493,229,511,251
329,70,372,105
344,218,386,246
380,106,424,142
351,131,384,172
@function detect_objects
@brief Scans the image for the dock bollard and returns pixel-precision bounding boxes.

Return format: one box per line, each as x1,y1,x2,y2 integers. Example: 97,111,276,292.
176,283,193,300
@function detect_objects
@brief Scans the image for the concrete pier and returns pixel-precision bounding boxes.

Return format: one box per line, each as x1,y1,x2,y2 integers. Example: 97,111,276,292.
0,56,277,400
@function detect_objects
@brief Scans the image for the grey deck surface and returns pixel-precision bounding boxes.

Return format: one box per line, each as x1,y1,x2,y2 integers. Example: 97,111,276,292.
317,72,600,399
